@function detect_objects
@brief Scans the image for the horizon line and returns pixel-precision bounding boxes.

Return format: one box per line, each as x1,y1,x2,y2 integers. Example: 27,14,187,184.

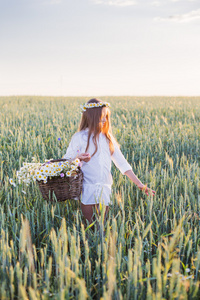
0,94,200,98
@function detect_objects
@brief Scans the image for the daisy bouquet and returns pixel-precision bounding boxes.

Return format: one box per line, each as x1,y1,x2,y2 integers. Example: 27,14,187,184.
16,158,81,186
9,136,83,201
12,157,83,201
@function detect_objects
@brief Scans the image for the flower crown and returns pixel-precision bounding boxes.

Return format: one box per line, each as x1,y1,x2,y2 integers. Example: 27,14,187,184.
80,102,110,112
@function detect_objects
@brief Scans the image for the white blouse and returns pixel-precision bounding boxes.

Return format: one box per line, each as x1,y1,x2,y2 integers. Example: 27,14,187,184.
63,129,132,206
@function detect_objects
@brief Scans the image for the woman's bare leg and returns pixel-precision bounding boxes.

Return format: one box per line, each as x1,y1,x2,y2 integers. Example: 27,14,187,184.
81,203,109,227
81,203,96,225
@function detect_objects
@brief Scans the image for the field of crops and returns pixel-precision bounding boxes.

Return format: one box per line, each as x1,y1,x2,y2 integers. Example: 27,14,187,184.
0,96,199,299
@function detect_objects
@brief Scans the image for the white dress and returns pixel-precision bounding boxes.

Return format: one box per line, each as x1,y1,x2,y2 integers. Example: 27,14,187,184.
63,129,132,206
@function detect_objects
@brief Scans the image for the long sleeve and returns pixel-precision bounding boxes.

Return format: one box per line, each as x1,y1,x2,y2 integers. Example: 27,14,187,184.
63,132,82,160
111,142,132,175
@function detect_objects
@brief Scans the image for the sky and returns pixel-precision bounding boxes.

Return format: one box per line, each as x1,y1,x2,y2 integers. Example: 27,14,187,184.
0,0,200,96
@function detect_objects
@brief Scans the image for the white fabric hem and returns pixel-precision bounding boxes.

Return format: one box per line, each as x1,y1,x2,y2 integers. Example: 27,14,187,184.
122,166,132,175
81,199,111,206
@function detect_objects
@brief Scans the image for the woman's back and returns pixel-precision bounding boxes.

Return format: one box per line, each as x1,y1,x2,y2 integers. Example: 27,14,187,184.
64,129,113,186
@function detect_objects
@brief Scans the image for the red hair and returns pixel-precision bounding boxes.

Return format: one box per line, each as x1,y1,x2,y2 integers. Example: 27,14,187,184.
79,98,114,157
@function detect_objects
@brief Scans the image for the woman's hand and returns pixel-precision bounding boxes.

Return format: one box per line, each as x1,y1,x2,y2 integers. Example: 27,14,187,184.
138,183,156,196
124,170,155,197
78,153,91,163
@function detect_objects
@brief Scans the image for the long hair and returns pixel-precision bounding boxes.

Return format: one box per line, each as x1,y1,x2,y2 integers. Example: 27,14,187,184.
79,98,115,157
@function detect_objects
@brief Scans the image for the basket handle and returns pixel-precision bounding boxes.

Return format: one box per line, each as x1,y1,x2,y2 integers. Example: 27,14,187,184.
48,159,67,163
41,158,71,167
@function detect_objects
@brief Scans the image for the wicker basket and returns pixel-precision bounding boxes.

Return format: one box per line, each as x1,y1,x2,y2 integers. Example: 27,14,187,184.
37,159,83,202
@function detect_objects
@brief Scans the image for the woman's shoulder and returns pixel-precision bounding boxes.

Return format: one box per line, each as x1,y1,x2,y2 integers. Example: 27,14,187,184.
72,129,87,136
110,134,121,153
71,129,88,141
110,134,119,146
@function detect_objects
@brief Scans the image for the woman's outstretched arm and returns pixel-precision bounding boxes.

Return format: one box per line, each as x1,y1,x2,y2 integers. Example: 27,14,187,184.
124,170,155,196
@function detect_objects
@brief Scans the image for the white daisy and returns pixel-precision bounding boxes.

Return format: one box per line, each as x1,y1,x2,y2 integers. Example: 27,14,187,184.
71,165,77,170
73,158,80,165
66,171,71,177
37,174,45,181
9,178,16,187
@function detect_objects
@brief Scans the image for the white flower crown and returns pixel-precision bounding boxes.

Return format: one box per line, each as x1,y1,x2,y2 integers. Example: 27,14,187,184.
80,102,110,112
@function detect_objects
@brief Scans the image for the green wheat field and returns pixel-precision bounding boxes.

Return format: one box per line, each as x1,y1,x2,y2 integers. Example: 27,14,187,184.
0,96,199,299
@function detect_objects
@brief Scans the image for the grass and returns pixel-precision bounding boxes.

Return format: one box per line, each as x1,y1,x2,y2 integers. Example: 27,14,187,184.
0,96,200,299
